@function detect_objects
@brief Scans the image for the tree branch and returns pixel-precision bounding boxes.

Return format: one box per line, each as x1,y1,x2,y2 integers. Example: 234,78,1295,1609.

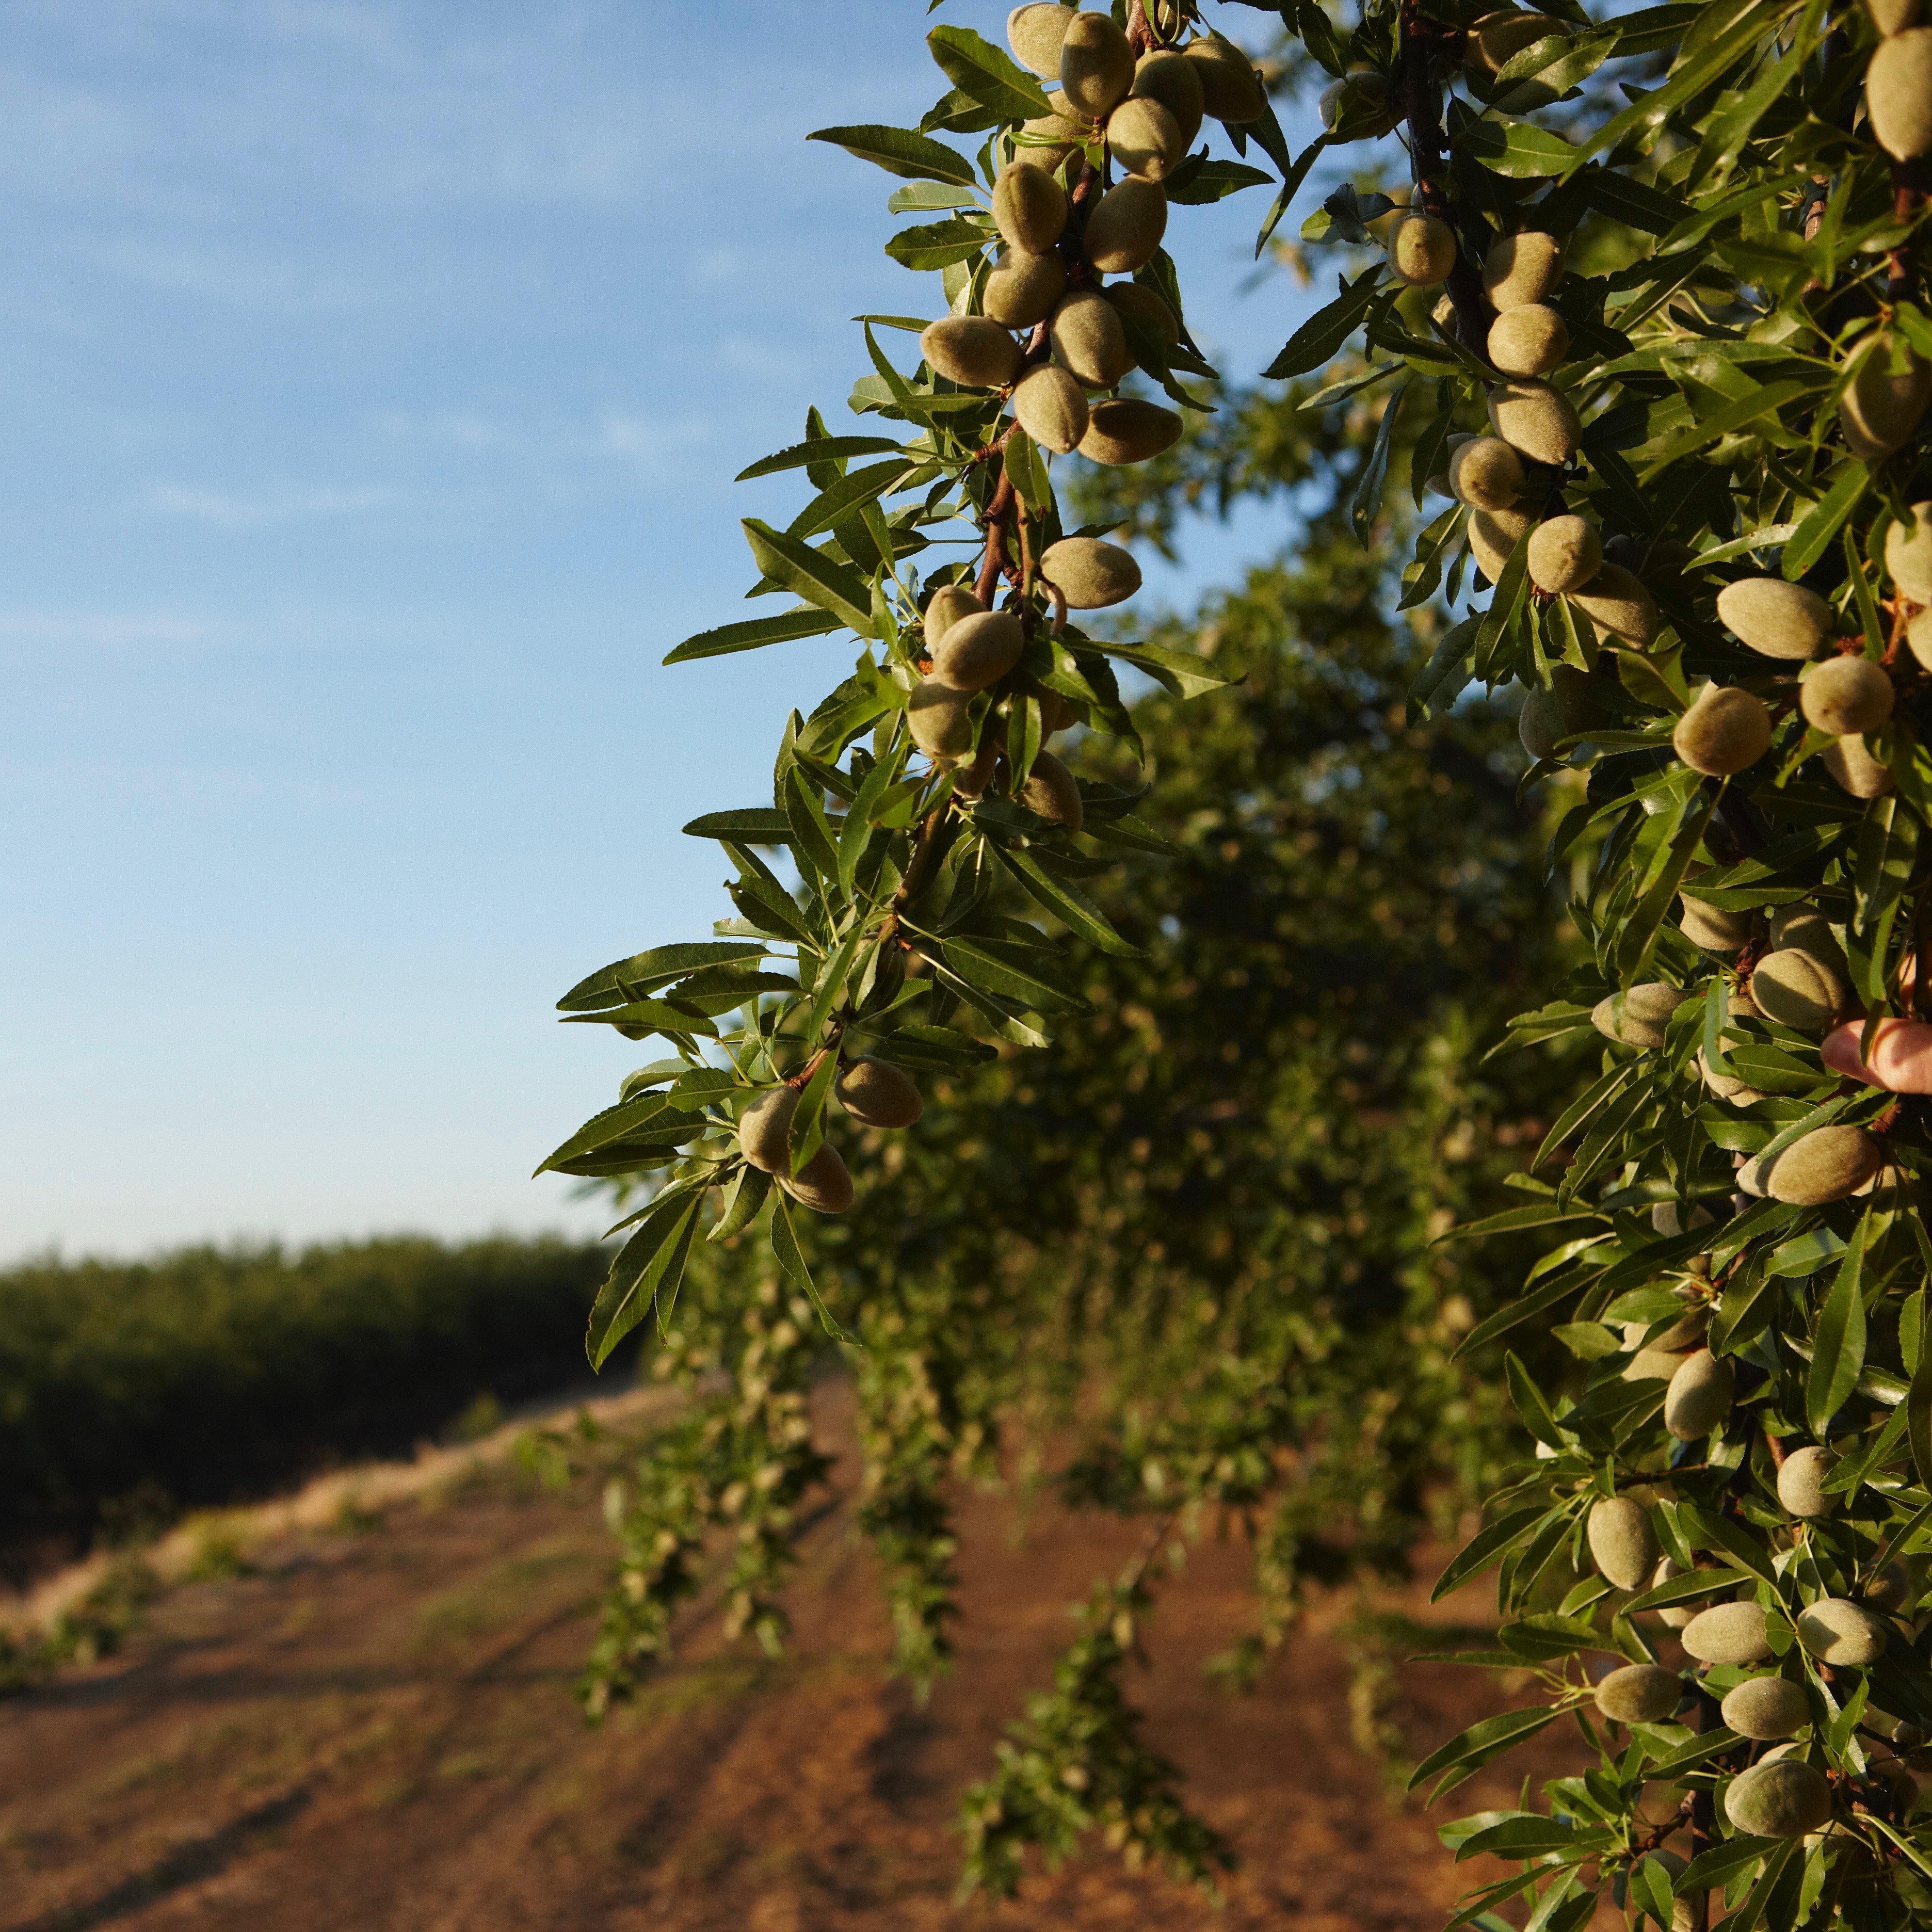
974,468,1018,608
1399,0,1490,352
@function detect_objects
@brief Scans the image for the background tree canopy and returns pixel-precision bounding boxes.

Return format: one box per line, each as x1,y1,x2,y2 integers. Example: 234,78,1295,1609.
567,361,1583,1888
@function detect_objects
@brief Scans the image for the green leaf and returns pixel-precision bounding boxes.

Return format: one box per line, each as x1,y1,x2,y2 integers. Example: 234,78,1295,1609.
1849,794,1920,1014
1406,1703,1561,1794
806,123,978,185
787,460,920,541
925,24,1051,122
1455,1815,1588,1862
1490,26,1619,113
585,1190,704,1368
883,216,990,271
786,1046,842,1177
557,1000,720,1041
664,608,842,664
1620,1566,1753,1615
736,436,906,482
1686,24,1814,188
1573,165,1695,237
784,770,845,884
707,1163,771,1244
742,519,878,638
1454,1262,1603,1358
1673,1500,1780,1585
921,86,1005,137
1555,0,1791,179
1781,464,1870,582
1350,377,1409,546
1303,359,1405,417
802,920,866,1049
1644,1726,1745,1779
945,934,1091,1015
1821,1394,1909,1495
1289,0,1347,75
1262,267,1382,380
868,1024,997,1072
1720,1836,1798,1932
1461,116,1579,178
1408,616,1482,721
1253,132,1329,257
1447,1202,1606,1243
558,941,766,1012
840,752,902,900
1637,380,1808,478
1679,1834,1780,1893
1098,641,1241,701
1431,1505,1554,1604
1472,523,1533,682
994,846,1142,958
1166,158,1274,205
536,1093,679,1175
1611,3,1706,56
1632,1854,1675,1927
1909,1330,1932,1495
1506,1351,1566,1451
770,1189,858,1344
686,809,799,844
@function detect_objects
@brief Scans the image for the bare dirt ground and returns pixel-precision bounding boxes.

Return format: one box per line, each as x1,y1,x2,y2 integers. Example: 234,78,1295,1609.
0,1379,1586,1931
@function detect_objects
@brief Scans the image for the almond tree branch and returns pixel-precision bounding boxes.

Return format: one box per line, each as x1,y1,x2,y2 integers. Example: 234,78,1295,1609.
1398,0,1490,352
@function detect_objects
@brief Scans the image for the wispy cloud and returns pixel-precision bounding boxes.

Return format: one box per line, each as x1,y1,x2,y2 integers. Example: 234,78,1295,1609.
598,414,715,472
0,610,213,648
141,480,399,527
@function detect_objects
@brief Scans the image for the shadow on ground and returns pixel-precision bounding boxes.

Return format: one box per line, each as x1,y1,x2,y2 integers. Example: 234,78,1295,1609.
0,1380,1583,1931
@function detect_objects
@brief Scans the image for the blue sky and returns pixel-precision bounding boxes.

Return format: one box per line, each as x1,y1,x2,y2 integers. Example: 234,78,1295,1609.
0,1,1322,1261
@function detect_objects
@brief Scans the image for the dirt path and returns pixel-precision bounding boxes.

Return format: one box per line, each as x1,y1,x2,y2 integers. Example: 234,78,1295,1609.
0,1380,1585,1930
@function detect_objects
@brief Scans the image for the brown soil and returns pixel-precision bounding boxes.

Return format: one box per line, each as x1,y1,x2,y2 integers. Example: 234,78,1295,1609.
0,1379,1587,1931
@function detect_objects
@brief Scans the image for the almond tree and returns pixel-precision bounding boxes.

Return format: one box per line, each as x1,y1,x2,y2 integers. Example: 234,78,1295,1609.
544,1,1932,1920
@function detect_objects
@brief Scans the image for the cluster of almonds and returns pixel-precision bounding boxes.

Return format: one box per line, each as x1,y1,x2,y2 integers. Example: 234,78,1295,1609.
1581,502,1932,1208
733,9,1274,1217
925,2,1264,475
736,1055,926,1216
1324,4,1931,788
920,6,1259,464
1310,0,1932,1885
1592,905,1897,1210
1581,1485,1921,1847
1667,505,1932,794
907,16,1266,804
1398,224,1672,747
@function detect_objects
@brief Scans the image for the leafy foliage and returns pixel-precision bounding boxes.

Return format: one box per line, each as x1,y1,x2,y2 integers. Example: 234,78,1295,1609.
0,1235,606,1549
561,351,1578,1885
1270,0,1932,1921
550,0,1932,1917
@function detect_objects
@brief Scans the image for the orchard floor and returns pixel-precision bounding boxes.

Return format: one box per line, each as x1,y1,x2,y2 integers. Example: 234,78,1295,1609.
0,1380,1587,1931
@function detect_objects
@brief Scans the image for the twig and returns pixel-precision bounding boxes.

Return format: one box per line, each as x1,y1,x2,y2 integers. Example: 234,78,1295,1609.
875,803,958,960
785,1044,834,1090
1122,1510,1179,1591
1398,0,1490,352
964,422,1019,470
975,467,1018,607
